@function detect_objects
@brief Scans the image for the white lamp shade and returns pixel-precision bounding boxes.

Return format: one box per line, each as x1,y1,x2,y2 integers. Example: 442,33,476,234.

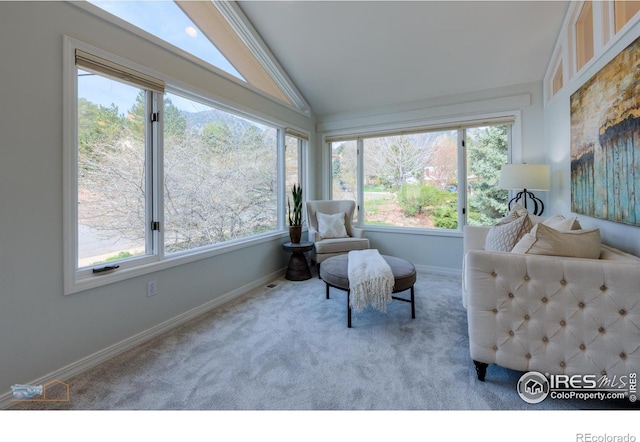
499,164,550,191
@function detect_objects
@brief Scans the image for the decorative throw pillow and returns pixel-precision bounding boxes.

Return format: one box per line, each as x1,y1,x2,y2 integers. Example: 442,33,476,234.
511,224,539,254
511,223,601,259
316,212,348,240
495,211,520,226
508,203,530,218
484,214,532,252
542,214,582,231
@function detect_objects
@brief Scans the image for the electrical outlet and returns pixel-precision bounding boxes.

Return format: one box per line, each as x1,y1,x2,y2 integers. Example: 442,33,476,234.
147,280,157,297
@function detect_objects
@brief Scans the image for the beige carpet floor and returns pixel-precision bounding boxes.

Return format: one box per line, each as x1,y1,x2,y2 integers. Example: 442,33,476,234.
8,269,638,411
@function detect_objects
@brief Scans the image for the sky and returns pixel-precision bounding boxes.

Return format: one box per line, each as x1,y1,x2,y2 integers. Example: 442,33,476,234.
80,1,244,113
91,1,241,79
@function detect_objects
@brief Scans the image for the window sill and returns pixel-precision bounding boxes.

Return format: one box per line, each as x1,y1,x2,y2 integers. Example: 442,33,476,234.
358,225,463,238
65,230,291,295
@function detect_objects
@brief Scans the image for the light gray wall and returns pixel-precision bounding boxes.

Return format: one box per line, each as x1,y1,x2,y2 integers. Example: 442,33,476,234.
0,2,314,398
544,20,640,257
316,81,547,273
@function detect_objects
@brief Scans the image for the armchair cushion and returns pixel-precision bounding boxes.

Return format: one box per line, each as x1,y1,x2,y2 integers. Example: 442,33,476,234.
314,237,370,255
316,212,348,240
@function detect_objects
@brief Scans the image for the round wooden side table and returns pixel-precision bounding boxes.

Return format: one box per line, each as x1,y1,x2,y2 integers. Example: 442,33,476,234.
282,241,314,281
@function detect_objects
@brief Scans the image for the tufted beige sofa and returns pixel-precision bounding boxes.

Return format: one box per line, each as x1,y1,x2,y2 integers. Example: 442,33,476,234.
463,224,640,381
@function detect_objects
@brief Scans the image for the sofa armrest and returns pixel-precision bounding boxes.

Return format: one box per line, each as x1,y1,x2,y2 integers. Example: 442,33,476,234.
351,226,366,238
463,225,489,255
461,225,489,306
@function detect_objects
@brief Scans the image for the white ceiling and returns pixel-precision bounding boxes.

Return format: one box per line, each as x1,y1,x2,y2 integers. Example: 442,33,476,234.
238,0,570,117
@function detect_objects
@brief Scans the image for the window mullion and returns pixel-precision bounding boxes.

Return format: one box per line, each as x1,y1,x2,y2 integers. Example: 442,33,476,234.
277,129,286,230
297,138,306,225
356,138,364,225
150,91,163,259
459,129,467,228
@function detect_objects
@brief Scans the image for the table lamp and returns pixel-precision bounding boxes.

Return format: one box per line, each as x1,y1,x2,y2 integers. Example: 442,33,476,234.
499,163,550,215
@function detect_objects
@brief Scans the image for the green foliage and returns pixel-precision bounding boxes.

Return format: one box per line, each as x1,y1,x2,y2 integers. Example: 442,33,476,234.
332,157,341,178
92,251,132,265
287,183,303,226
163,97,187,138
123,91,147,143
432,204,458,229
332,142,344,179
201,122,233,153
466,125,509,225
398,183,447,216
77,99,125,154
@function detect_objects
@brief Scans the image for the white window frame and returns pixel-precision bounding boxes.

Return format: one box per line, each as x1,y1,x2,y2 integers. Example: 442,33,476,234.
282,130,308,226
63,37,305,295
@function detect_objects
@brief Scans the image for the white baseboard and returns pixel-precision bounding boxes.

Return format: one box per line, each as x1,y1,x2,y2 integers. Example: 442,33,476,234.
1,268,285,409
414,264,462,278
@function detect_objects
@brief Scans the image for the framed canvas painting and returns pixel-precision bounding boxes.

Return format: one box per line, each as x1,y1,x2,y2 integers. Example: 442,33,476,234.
570,35,640,226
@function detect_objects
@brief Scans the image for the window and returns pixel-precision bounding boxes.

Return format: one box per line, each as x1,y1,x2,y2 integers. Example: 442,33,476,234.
552,61,563,96
362,131,457,228
614,0,640,33
89,1,242,81
86,1,309,113
465,125,509,226
331,139,359,221
66,40,298,294
329,122,511,230
285,130,308,192
75,49,163,270
77,72,152,267
163,92,278,254
284,129,307,217
576,1,594,71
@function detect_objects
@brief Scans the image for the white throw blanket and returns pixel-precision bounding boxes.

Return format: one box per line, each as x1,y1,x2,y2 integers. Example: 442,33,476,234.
348,249,394,312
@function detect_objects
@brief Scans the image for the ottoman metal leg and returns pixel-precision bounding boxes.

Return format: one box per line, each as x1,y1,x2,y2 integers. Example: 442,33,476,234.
347,289,352,328
411,286,415,318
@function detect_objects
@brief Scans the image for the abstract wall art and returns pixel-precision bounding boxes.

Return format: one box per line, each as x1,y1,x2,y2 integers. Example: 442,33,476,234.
570,34,640,226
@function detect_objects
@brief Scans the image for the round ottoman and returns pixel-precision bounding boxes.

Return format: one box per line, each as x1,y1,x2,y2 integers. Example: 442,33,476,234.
319,254,417,327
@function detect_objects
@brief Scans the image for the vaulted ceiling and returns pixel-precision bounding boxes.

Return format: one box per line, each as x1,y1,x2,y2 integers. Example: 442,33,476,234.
238,1,570,117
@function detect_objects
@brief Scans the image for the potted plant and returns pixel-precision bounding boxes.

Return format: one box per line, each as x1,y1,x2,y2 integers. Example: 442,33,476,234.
287,183,303,243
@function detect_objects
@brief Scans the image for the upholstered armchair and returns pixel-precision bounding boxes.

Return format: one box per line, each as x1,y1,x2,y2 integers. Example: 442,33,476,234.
306,200,370,276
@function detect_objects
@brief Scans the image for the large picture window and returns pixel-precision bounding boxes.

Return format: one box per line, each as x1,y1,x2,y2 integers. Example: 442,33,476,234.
163,92,278,254
65,40,303,294
329,122,511,231
363,130,458,228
